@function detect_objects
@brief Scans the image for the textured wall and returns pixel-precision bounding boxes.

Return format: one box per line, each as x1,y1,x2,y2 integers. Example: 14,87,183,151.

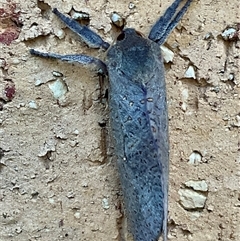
0,0,239,240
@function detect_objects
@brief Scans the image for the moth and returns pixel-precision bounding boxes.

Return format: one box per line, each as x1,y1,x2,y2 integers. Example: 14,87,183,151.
30,0,193,240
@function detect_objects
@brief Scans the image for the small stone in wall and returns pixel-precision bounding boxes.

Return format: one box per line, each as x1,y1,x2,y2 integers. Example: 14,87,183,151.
178,189,207,210
102,198,109,209
184,65,196,79
38,138,57,157
28,100,38,109
161,46,174,63
185,180,208,192
48,79,68,100
128,2,135,9
111,12,125,28
188,151,202,165
74,212,81,219
221,27,239,41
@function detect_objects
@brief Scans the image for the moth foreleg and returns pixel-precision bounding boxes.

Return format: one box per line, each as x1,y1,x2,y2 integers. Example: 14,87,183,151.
52,8,110,50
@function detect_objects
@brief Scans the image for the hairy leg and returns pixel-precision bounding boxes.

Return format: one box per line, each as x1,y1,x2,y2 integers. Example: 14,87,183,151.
30,49,107,75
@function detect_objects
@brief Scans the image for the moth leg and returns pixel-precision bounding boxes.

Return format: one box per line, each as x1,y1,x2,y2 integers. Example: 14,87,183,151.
52,8,110,50
30,49,107,75
148,0,193,45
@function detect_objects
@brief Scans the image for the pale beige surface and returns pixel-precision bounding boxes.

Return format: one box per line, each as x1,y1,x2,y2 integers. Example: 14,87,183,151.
0,0,239,241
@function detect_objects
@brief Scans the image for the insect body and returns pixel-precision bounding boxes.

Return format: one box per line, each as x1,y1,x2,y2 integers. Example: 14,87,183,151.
30,1,193,240
107,30,169,241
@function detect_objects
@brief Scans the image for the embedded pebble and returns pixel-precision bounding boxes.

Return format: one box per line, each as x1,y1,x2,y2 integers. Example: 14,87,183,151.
188,151,202,165
52,71,63,77
67,192,75,198
69,140,78,147
228,73,234,81
71,201,81,209
178,189,207,209
102,198,109,209
233,115,240,127
181,88,189,111
204,32,213,40
185,180,208,192
35,79,43,86
73,129,79,135
161,46,174,63
74,212,81,219
184,65,196,79
35,78,53,86
0,58,6,68
220,73,236,83
30,174,36,179
49,198,55,204
54,126,68,139
28,100,38,109
55,29,65,39
15,227,22,234
38,138,57,157
221,27,237,41
222,114,230,121
48,79,68,99
11,58,20,65
189,211,201,221
111,12,125,28
207,204,214,211
129,2,135,9
81,182,88,187
71,11,89,20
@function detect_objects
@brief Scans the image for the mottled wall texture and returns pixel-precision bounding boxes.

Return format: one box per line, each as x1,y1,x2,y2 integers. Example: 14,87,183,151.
0,0,239,240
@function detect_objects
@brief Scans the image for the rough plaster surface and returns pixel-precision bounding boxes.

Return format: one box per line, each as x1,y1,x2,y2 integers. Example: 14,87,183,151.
0,0,239,240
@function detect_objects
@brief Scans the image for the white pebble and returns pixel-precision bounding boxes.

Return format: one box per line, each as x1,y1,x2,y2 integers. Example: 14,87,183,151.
185,180,208,192
184,65,196,79
71,12,89,20
228,73,234,81
188,151,202,165
178,189,207,209
161,46,174,63
35,79,43,86
28,100,38,109
73,129,79,135
49,198,55,204
129,2,135,9
233,115,240,127
221,28,237,40
111,12,124,28
181,88,189,111
74,212,81,219
55,29,65,39
48,79,68,99
69,140,77,147
102,198,109,209
52,71,63,77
